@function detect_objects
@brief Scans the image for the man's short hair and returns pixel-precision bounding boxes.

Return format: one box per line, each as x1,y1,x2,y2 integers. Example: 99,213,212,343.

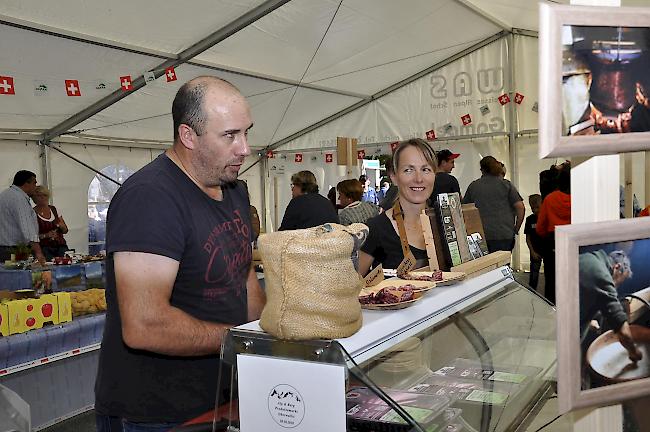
291,170,319,194
171,76,239,141
528,194,542,207
436,149,460,166
610,250,632,278
337,179,363,202
13,170,36,187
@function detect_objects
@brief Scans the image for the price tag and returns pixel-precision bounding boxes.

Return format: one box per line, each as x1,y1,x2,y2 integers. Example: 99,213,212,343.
396,252,416,277
364,264,384,287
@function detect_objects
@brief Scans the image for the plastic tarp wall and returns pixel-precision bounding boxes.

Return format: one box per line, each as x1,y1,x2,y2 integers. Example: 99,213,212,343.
0,140,42,186
48,143,162,254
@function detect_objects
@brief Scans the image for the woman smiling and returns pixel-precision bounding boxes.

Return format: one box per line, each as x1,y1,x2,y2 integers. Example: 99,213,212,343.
358,139,437,276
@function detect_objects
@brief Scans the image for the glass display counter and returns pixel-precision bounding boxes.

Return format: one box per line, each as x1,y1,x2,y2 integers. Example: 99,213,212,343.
220,266,556,432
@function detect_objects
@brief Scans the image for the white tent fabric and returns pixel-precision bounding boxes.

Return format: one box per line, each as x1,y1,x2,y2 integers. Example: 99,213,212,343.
0,0,645,262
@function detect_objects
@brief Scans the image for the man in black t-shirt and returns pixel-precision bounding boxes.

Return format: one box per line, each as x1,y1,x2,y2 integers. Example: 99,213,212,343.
94,77,265,431
428,149,461,206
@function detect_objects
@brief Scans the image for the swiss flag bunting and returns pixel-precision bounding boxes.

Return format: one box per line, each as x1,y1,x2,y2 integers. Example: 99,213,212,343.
65,79,81,97
325,153,333,163
120,75,133,91
515,93,525,104
294,153,303,163
357,150,365,160
165,66,177,82
390,141,399,152
266,150,274,159
461,114,472,126
425,130,436,141
498,94,510,105
0,76,15,95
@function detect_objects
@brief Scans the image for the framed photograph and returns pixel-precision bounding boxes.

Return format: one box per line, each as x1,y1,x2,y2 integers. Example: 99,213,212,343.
555,217,650,413
539,3,650,158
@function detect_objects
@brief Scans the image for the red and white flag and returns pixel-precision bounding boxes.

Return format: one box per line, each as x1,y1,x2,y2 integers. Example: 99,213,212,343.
325,153,333,163
390,141,399,152
266,150,274,159
425,129,436,141
65,80,81,97
165,66,177,82
357,149,366,160
0,76,15,95
515,92,525,104
294,153,303,163
120,75,133,91
461,114,472,126
498,94,510,105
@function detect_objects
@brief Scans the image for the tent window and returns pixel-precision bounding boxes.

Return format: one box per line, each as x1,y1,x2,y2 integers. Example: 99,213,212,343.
87,164,134,254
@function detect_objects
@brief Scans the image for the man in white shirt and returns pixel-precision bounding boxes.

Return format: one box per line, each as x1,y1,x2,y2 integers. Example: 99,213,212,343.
0,170,46,264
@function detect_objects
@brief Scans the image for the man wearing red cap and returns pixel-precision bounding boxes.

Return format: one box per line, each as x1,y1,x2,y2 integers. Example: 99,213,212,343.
428,149,461,206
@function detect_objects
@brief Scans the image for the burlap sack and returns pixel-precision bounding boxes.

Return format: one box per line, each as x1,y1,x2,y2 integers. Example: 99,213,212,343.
258,223,368,340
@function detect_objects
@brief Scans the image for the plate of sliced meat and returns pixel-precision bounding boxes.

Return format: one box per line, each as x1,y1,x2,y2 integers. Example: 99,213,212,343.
401,271,466,286
359,283,424,310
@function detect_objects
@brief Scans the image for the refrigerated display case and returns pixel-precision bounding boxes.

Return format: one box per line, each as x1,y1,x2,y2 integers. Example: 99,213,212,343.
219,266,557,432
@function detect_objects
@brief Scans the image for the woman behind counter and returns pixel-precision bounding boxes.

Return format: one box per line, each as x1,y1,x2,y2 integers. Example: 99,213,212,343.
279,170,339,230
33,186,69,260
358,139,437,275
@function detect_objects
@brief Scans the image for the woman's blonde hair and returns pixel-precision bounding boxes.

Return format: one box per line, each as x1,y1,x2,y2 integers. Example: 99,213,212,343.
34,185,50,197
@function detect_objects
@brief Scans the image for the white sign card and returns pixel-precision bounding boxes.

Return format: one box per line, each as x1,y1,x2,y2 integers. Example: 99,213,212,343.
237,354,346,432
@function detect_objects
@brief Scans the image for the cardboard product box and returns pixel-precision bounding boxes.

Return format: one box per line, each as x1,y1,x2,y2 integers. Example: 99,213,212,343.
0,302,8,337
461,204,488,256
52,292,72,324
442,193,472,263
4,294,61,335
423,208,450,271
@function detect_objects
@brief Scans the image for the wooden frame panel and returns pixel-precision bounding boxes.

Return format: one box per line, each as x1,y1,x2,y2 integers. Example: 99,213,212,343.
555,217,650,413
539,3,650,158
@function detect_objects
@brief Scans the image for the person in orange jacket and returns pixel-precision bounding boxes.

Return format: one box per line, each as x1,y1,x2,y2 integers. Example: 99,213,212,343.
536,165,571,304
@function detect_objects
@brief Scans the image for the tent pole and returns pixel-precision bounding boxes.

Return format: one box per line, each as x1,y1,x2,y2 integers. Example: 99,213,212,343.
39,0,292,144
507,33,521,271
38,141,50,193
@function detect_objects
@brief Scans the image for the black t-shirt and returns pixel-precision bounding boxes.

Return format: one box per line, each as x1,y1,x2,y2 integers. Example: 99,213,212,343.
524,213,543,254
361,212,428,269
428,172,461,206
278,192,339,230
95,154,252,422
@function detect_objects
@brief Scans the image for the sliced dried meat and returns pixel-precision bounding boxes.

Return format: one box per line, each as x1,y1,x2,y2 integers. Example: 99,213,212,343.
402,270,443,281
359,285,415,304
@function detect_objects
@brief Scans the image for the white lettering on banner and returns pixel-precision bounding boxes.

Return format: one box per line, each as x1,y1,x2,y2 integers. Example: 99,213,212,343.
477,68,504,94
454,72,472,97
430,75,447,98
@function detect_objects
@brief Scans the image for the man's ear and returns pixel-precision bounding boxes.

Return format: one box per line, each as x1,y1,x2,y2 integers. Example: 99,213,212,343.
178,124,197,150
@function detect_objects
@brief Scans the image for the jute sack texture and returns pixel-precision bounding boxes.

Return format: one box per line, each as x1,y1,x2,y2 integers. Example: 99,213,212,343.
258,223,368,340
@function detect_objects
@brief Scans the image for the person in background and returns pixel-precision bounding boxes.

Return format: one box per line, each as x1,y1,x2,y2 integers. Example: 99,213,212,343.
94,76,265,431
279,170,339,230
359,139,437,274
359,174,378,205
536,165,571,304
0,170,46,264
379,157,399,211
428,149,461,206
327,186,342,211
462,156,525,253
524,194,543,290
579,249,641,362
337,179,379,225
33,185,69,260
377,180,390,202
240,181,261,242
619,185,641,218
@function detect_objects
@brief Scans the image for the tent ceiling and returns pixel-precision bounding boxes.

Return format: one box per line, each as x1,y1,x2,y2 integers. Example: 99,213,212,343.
1,0,636,150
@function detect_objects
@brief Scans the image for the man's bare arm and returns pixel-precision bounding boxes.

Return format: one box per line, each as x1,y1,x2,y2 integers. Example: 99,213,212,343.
114,251,231,356
247,266,265,321
513,201,525,234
